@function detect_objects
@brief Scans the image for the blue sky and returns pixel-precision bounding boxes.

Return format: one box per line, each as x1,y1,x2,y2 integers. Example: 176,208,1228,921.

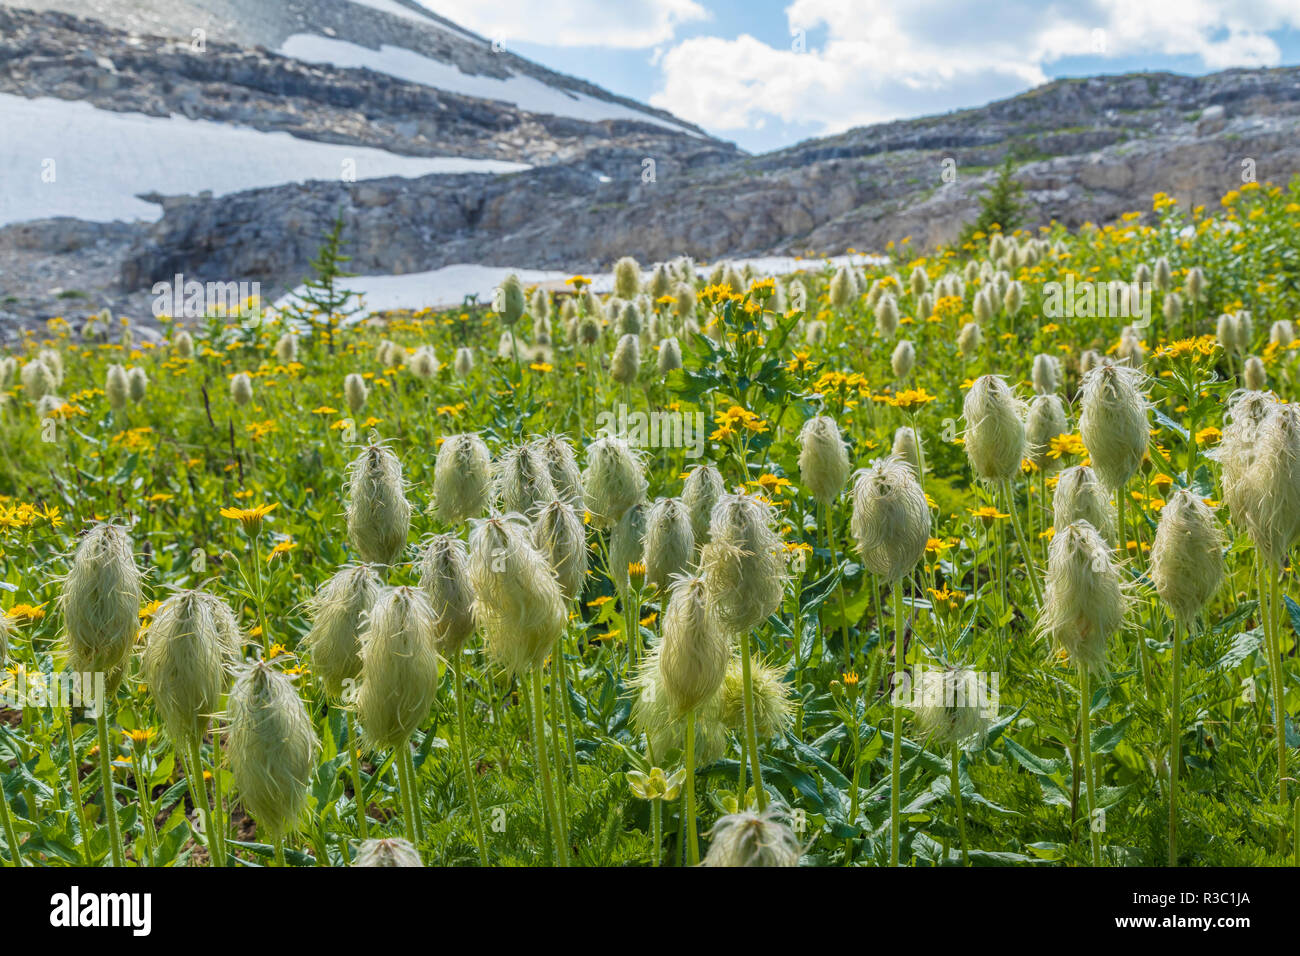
424,1,1300,154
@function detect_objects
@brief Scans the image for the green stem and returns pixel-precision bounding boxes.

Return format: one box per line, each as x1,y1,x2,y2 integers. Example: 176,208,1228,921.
558,632,580,781
825,505,853,670
211,731,228,863
890,582,904,867
61,709,91,864
95,709,125,867
1079,667,1101,866
0,771,22,866
739,630,767,812
548,663,571,847
345,710,368,839
685,709,700,866
274,837,286,867
531,667,569,866
399,744,425,846
132,740,158,867
186,738,221,867
1269,570,1288,807
454,666,490,866
1169,618,1182,867
951,743,969,866
1001,480,1043,609
394,739,417,845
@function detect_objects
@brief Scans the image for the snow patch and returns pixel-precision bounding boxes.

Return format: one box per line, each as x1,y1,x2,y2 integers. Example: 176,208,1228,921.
0,94,528,226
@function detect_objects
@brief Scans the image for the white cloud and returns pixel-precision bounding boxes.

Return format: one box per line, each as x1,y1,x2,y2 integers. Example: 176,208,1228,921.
650,0,1300,138
421,0,709,48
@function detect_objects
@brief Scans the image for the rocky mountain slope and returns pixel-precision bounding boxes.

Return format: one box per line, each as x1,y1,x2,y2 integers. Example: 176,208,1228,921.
2,0,1299,332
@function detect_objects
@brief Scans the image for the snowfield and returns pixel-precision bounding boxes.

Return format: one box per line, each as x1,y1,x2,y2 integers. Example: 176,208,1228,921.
0,94,529,227
279,34,700,135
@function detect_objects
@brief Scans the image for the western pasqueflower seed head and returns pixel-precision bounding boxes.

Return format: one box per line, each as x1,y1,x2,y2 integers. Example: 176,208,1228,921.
346,444,411,565
357,586,439,749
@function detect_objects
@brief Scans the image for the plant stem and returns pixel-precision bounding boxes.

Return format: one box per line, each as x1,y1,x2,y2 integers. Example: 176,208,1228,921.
1269,569,1288,807
825,505,853,670
95,709,125,867
685,709,700,866
0,774,22,866
1169,617,1182,867
1001,480,1043,609
890,581,904,867
398,744,425,845
531,667,569,866
951,743,969,866
394,739,417,845
186,738,221,867
132,740,158,867
345,710,368,839
1079,667,1102,866
454,666,490,866
61,710,91,864
739,630,767,812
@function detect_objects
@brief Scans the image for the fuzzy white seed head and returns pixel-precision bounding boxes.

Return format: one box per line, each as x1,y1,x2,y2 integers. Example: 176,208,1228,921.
498,274,525,326
892,426,922,476
643,497,696,591
274,333,297,365
127,366,148,403
344,372,368,413
1237,402,1300,568
850,457,930,582
356,587,439,749
1037,520,1126,675
345,444,411,565
658,574,728,715
614,256,641,300
227,663,318,838
1032,353,1060,395
610,333,640,385
957,322,982,357
38,348,64,385
798,415,851,506
409,345,439,379
173,330,195,359
1217,313,1238,351
303,564,381,699
1243,356,1267,391
891,339,915,379
230,371,253,406
1078,361,1149,491
682,463,724,544
701,493,787,633
1233,310,1254,350
60,522,142,690
962,374,1026,481
142,589,235,744
1052,465,1115,543
468,516,566,675
1218,389,1277,526
453,347,474,378
875,293,899,339
105,364,129,411
418,534,477,655
354,837,422,867
702,805,802,867
909,665,995,749
658,337,682,376
432,432,491,525
1149,490,1224,624
494,441,556,517
583,435,647,529
531,498,589,602
1026,393,1069,471
1269,320,1294,347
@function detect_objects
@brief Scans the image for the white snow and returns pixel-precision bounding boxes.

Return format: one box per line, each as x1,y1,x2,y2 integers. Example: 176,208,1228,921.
0,94,529,227
275,254,891,317
279,34,699,135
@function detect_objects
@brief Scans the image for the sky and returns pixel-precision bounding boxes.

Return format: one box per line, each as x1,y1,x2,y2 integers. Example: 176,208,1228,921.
421,0,1300,154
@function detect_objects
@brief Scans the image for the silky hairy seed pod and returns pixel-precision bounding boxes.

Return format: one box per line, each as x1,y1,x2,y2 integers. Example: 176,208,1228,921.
303,564,381,698
798,415,851,506
957,322,982,357
909,265,929,298
611,333,640,385
231,371,253,406
227,663,318,838
494,442,556,517
1150,490,1224,624
532,499,588,601
643,498,695,591
35,394,62,418
418,534,477,655
610,503,647,596
1078,362,1149,490
830,266,854,311
105,364,129,411
973,288,993,325
583,435,647,529
1216,313,1237,351
1025,393,1069,470
657,337,682,376
1219,389,1276,520
142,589,230,744
173,329,195,359
850,457,930,582
1004,280,1024,317
909,665,994,749
1244,356,1267,391
1037,520,1126,675
468,516,566,675
1239,402,1300,568
454,347,474,378
274,333,297,364
344,372,368,413
701,493,786,634
617,301,642,337
346,444,411,565
962,374,1026,481
1153,256,1172,291
630,648,729,763
1052,465,1115,543
432,432,491,524
356,587,439,749
891,339,915,379
649,263,671,299
804,320,827,346
659,575,727,714
61,523,141,689
1234,310,1254,349
683,463,724,544
1079,349,1102,378
531,287,551,323
498,274,525,326
674,282,698,320
577,315,601,346
38,348,64,385
125,366,147,404
535,433,582,507
1163,293,1183,327
702,806,802,867
916,292,934,319
875,293,899,338
375,340,401,367
0,356,16,391
354,837,422,867
1032,353,1060,394
614,256,641,299
1270,320,1295,347
719,651,793,737
409,345,439,379
892,426,922,476
1186,267,1205,302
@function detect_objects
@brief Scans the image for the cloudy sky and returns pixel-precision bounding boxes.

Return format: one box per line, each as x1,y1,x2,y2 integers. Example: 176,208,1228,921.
424,0,1300,153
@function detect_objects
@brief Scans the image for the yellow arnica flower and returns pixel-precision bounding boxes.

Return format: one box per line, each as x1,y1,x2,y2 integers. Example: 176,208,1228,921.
220,502,277,534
